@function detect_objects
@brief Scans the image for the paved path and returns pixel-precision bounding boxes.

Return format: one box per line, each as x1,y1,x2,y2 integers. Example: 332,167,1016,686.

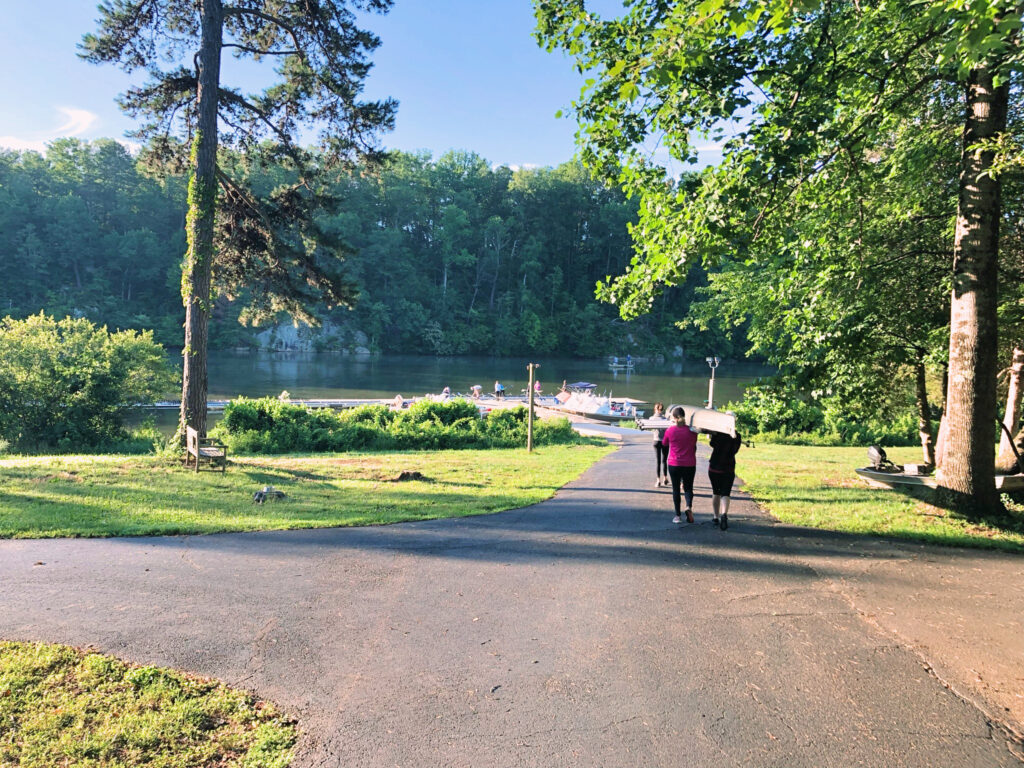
1,436,1022,767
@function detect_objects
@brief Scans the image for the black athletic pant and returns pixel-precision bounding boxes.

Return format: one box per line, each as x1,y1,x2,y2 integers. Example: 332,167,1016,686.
668,464,696,512
654,443,668,478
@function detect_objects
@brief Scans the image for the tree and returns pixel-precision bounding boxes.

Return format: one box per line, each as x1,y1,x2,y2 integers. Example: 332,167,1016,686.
81,0,396,437
536,0,1023,515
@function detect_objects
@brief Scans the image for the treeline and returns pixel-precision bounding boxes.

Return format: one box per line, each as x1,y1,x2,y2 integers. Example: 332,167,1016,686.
0,140,737,358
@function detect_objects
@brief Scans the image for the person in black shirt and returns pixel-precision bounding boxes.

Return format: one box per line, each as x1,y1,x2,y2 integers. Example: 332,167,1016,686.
708,430,742,530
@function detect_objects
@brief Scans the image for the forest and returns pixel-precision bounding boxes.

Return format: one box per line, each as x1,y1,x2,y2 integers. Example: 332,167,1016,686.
0,139,734,359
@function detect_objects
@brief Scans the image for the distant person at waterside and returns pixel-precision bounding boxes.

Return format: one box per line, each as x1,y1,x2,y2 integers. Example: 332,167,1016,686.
534,380,542,396
494,380,505,399
441,385,451,398
392,394,405,410
470,384,482,399
708,429,742,530
662,406,698,524
650,402,670,488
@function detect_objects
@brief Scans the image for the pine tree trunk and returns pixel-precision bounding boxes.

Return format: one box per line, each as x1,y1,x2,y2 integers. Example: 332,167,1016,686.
938,68,1008,515
996,345,1024,473
914,352,935,467
179,0,222,440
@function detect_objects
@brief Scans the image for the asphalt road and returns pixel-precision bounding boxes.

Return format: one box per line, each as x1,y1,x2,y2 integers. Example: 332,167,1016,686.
1,437,1021,767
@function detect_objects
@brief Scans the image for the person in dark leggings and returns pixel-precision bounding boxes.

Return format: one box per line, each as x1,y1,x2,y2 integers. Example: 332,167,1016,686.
651,402,669,487
708,430,743,529
662,406,698,523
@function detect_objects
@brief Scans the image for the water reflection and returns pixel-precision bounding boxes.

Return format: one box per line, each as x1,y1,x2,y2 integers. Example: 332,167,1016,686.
200,351,771,406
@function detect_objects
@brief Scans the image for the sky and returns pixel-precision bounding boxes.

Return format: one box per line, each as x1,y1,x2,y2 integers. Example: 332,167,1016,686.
0,1,725,170
0,1,593,168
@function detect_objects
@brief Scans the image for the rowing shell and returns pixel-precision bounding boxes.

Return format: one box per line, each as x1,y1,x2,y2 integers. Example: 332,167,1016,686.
637,405,736,436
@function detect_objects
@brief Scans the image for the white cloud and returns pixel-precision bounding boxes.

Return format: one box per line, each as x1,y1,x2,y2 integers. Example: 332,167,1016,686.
692,139,727,153
0,135,48,152
54,106,99,137
0,106,100,152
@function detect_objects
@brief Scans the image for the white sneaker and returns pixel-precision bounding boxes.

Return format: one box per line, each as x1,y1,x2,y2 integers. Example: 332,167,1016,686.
655,478,662,488
672,515,682,524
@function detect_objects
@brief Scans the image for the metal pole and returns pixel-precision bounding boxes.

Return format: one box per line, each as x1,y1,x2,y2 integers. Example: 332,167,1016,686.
527,363,539,452
706,356,719,409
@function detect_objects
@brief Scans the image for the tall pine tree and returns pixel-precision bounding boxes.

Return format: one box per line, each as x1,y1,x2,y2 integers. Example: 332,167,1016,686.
82,0,396,436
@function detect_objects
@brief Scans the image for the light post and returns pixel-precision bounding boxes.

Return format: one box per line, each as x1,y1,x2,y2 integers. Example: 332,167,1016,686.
705,356,720,410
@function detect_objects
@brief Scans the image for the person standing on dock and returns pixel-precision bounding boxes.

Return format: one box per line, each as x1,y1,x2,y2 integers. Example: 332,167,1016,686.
494,380,505,399
662,406,698,524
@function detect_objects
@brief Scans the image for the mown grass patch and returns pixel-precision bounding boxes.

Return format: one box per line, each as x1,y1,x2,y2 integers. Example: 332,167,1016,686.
0,641,295,768
0,445,613,539
739,444,1024,551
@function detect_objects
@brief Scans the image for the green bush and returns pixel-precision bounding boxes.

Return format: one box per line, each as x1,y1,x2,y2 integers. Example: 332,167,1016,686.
0,313,175,452
212,398,589,453
727,381,924,447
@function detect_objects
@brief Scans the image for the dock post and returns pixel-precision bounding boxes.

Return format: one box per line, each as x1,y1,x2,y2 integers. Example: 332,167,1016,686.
527,362,539,452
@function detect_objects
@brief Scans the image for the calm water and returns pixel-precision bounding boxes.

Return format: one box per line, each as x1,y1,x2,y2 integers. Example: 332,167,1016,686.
203,352,769,408
140,352,771,433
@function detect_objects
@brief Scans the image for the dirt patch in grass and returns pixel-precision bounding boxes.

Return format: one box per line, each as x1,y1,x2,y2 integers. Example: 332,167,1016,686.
30,472,81,484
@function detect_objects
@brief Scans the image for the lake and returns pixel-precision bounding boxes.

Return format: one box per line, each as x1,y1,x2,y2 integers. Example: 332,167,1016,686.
206,352,768,406
143,352,771,431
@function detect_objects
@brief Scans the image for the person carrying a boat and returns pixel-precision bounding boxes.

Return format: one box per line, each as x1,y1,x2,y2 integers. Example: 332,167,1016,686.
650,402,670,488
662,406,698,524
707,429,742,530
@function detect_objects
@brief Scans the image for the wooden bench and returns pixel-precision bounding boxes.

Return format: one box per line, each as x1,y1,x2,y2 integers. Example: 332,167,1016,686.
185,426,228,473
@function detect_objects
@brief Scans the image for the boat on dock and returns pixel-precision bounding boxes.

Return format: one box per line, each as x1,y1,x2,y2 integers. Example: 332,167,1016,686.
539,382,641,423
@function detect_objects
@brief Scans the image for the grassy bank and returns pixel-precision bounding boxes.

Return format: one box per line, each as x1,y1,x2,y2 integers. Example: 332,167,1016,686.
0,445,613,539
0,641,295,768
740,444,1024,551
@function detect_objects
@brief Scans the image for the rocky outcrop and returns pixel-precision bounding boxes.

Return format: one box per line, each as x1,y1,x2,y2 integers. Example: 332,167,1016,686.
253,322,374,354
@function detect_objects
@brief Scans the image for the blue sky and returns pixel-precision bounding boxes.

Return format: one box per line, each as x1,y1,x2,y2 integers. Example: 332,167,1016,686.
0,1,726,169
0,1,593,168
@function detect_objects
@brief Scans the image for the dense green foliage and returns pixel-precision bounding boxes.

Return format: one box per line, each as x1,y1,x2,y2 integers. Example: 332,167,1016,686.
0,141,729,357
213,397,586,453
536,0,1024,507
0,140,187,344
726,384,925,448
0,313,174,452
0,640,296,768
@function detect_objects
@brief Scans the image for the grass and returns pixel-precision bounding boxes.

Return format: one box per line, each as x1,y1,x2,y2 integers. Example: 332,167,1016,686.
740,443,1024,551
0,640,296,768
0,445,613,539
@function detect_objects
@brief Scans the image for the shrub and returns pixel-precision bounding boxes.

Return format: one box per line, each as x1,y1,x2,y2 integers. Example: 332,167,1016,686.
727,381,925,447
213,398,589,453
0,313,175,451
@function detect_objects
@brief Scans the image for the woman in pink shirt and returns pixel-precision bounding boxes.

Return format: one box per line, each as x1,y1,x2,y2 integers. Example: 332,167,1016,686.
662,406,698,523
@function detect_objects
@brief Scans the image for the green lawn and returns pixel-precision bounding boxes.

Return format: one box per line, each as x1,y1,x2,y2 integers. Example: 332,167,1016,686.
0,641,296,768
0,445,613,539
740,443,1024,551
